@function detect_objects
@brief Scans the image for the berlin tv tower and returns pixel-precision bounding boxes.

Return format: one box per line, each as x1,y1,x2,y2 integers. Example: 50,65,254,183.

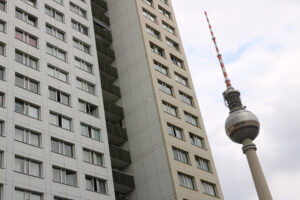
204,12,273,200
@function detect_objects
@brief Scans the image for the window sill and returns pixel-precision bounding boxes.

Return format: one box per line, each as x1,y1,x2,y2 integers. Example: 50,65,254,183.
49,123,72,132
51,151,75,159
15,111,41,121
179,185,197,191
15,85,40,95
14,139,43,149
86,189,108,195
48,75,70,85
81,134,102,143
79,110,99,119
49,98,72,108
14,171,43,179
15,60,39,71
53,180,78,188
47,52,67,63
15,38,39,49
83,160,105,168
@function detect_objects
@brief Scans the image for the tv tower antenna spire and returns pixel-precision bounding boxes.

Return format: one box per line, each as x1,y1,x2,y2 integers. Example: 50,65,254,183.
204,11,273,200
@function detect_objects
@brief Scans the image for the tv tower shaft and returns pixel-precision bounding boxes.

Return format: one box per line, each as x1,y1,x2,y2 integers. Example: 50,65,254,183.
204,11,272,200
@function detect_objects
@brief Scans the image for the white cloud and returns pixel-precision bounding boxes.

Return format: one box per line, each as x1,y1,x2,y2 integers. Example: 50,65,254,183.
172,0,300,199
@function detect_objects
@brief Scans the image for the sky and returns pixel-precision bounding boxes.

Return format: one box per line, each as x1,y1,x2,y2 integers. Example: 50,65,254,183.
172,0,300,199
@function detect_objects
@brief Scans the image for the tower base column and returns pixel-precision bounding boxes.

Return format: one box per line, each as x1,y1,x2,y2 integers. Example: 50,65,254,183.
242,138,273,200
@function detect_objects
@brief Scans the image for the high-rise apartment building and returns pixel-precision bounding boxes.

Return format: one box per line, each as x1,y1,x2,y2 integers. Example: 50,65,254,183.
0,0,223,200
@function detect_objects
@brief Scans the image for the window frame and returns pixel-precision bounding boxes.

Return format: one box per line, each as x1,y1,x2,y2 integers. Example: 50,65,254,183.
15,126,41,147
49,112,72,131
14,156,42,177
15,98,40,120
51,137,74,158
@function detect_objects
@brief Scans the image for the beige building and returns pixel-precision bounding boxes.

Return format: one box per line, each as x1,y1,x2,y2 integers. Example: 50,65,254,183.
102,0,224,199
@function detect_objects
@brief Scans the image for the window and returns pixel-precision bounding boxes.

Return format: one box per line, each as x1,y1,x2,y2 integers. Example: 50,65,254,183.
47,44,66,61
73,38,90,54
78,100,98,117
0,20,5,32
46,24,65,41
15,99,40,119
175,73,188,86
15,50,38,69
0,151,3,168
173,147,189,164
162,21,175,35
158,6,171,19
146,24,160,39
49,87,70,106
0,93,4,107
83,149,104,167
75,57,93,73
15,156,42,177
21,0,36,7
184,112,198,126
15,8,37,27
163,101,177,116
52,166,77,186
0,121,4,136
15,29,38,48
143,0,152,7
150,42,164,57
201,181,217,197
54,0,63,4
47,64,68,83
195,156,211,172
54,197,72,200
45,5,64,22
70,2,86,18
154,60,168,75
71,20,88,35
178,172,195,190
142,9,156,22
15,126,41,147
50,112,72,131
0,0,5,11
15,188,42,200
81,123,101,141
179,91,193,106
15,74,39,94
167,123,183,140
0,43,5,56
161,0,168,5
85,175,107,194
76,78,95,95
166,38,179,51
51,138,74,157
171,54,184,68
190,133,205,149
158,80,173,96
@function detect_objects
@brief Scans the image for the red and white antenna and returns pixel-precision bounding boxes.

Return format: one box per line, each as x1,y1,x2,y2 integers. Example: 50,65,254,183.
204,11,232,88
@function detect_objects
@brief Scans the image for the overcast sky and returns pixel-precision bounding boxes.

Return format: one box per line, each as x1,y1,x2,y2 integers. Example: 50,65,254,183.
172,0,300,199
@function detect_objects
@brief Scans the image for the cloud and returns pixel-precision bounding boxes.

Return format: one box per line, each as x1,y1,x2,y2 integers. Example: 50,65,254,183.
172,0,300,199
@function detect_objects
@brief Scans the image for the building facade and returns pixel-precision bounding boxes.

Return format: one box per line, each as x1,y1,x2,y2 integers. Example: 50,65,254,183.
0,0,223,200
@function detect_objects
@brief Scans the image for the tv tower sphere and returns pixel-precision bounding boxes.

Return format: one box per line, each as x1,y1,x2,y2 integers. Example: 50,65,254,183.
224,88,260,144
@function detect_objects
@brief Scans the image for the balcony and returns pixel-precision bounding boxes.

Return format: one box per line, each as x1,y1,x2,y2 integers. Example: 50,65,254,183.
101,79,121,102
99,62,118,82
106,122,128,145
91,0,107,15
92,6,110,26
96,41,115,64
104,102,124,122
113,170,135,194
94,24,112,43
110,145,131,168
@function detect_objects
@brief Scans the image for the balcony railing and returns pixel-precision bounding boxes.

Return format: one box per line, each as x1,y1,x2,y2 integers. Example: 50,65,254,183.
110,145,131,168
101,79,121,98
92,6,110,25
96,42,115,61
113,170,135,193
94,25,112,42
106,122,128,145
91,0,107,11
104,102,124,121
99,62,118,81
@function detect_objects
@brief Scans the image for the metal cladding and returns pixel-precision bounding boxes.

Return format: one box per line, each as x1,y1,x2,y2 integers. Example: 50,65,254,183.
223,88,243,112
225,109,260,144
